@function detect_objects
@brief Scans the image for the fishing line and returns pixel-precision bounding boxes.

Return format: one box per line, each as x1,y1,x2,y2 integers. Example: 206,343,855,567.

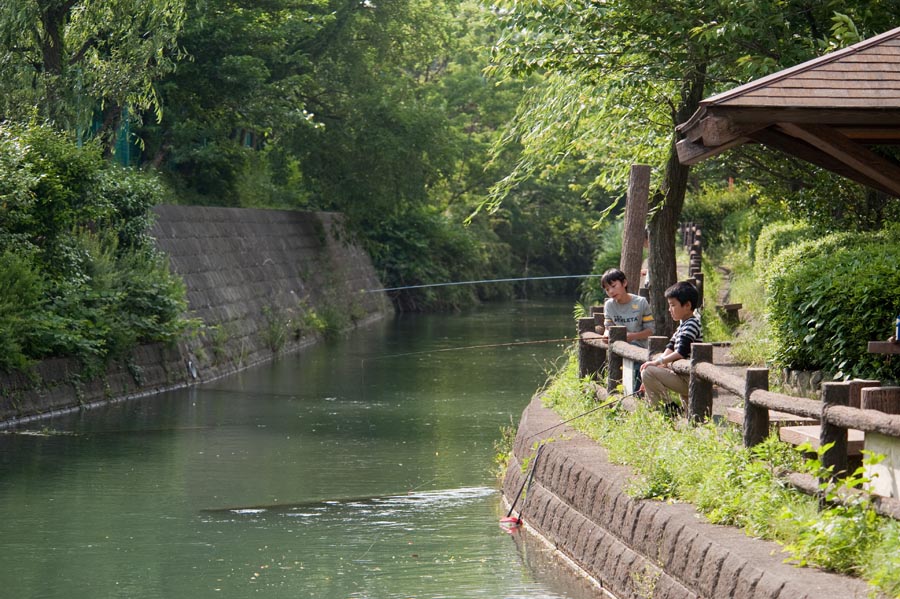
361,337,576,363
362,274,601,293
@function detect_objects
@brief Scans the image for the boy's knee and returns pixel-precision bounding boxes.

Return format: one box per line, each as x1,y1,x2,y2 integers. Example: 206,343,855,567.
641,364,663,382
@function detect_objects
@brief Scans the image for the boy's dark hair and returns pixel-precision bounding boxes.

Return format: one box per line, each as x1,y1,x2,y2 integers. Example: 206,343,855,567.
664,280,699,309
600,268,628,290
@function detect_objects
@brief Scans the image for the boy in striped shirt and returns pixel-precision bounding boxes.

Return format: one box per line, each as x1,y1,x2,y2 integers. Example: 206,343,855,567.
639,281,702,413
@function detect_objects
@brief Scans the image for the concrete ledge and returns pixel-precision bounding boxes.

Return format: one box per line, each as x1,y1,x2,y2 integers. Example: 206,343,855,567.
503,396,875,599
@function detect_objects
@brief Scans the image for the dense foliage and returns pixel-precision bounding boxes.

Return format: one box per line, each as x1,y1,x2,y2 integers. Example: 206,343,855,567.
484,0,900,334
764,225,900,382
134,0,604,309
0,0,187,148
0,122,187,374
680,184,776,252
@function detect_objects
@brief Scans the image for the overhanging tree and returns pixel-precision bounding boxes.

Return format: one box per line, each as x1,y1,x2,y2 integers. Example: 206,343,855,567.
0,0,188,146
485,0,895,333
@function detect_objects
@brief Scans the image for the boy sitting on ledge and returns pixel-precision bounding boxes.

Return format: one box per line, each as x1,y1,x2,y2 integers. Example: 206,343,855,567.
639,281,702,414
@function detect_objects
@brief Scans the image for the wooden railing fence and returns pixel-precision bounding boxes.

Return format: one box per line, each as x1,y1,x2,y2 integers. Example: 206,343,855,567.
576,320,900,519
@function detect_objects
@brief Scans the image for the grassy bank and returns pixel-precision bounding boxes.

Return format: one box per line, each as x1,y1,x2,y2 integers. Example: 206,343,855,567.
517,349,900,597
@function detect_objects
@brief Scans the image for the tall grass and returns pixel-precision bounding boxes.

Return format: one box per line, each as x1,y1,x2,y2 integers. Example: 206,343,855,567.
717,245,777,366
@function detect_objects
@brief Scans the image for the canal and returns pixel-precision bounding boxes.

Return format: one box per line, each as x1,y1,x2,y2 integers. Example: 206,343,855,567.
0,299,605,599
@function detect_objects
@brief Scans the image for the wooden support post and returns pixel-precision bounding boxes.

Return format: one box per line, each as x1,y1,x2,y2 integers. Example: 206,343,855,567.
577,317,594,335
743,368,770,447
693,272,704,309
821,382,851,481
688,343,713,423
591,306,604,334
620,164,650,294
848,379,880,409
606,326,626,393
577,317,603,380
648,336,668,359
860,387,900,414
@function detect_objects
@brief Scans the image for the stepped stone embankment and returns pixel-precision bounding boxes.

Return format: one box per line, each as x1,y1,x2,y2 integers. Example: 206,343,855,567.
0,205,392,426
503,396,874,599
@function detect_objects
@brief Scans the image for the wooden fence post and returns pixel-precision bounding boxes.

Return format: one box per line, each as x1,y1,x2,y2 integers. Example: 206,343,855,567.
821,382,852,480
743,368,770,447
688,343,713,423
848,379,879,408
606,326,626,393
648,336,668,359
591,306,604,334
693,272,704,309
577,317,603,380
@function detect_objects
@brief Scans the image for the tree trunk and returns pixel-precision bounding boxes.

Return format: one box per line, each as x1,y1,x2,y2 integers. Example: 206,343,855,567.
647,62,707,337
38,1,73,124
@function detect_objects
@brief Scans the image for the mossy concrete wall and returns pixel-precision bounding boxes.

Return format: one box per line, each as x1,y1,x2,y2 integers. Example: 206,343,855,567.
504,397,875,599
0,206,392,426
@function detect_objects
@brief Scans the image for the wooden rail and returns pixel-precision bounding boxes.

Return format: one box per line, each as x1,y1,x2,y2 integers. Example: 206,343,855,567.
578,323,900,519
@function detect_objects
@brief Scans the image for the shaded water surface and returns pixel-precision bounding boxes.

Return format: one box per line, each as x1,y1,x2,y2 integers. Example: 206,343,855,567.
0,299,604,599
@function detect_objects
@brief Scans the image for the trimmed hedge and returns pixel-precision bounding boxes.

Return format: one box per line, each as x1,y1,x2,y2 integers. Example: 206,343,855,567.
754,221,818,274
765,224,900,382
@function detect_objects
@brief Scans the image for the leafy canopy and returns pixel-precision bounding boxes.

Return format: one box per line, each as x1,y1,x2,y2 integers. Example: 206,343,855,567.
0,0,188,141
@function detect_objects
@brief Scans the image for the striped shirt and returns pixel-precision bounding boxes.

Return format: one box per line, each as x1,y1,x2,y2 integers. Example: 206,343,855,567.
667,315,702,358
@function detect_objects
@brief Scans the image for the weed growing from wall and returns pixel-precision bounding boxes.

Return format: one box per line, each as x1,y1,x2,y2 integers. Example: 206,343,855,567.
262,305,289,353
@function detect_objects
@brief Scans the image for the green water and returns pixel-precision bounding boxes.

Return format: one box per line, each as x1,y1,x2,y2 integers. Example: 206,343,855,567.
0,299,604,599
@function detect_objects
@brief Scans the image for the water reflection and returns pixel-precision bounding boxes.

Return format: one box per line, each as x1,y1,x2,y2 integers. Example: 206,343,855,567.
0,299,605,598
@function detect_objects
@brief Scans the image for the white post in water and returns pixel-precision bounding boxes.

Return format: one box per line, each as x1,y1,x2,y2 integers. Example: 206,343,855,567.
621,164,650,294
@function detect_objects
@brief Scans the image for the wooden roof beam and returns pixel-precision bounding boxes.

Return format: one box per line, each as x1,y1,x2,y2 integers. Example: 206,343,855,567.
750,127,900,196
776,122,900,197
676,135,751,165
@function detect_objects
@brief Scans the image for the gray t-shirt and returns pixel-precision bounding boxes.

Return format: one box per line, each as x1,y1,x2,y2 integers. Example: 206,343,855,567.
603,294,655,348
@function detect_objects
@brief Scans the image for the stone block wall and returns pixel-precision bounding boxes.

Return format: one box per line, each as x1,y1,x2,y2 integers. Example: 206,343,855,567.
0,206,392,426
151,205,392,381
504,397,875,599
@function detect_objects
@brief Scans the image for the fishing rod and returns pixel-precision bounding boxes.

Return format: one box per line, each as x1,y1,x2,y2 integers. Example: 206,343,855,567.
525,388,640,442
500,443,545,528
500,389,640,528
362,274,602,294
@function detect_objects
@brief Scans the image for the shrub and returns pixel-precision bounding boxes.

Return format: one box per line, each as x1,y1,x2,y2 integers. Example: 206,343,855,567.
0,251,45,371
0,121,189,373
765,224,900,381
754,220,818,274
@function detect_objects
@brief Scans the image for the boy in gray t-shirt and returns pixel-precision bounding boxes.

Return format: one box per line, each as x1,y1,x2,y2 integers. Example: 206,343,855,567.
600,268,655,348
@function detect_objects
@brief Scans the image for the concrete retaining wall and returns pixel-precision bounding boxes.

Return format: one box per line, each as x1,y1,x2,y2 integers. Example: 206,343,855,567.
503,397,875,599
0,206,393,426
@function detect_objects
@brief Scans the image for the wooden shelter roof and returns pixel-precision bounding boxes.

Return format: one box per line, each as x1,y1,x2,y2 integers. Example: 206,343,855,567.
676,26,900,196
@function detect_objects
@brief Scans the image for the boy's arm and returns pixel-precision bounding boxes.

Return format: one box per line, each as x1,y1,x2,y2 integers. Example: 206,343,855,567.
640,347,676,371
601,299,614,338
650,349,682,367
627,328,653,342
671,317,701,357
637,298,655,337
